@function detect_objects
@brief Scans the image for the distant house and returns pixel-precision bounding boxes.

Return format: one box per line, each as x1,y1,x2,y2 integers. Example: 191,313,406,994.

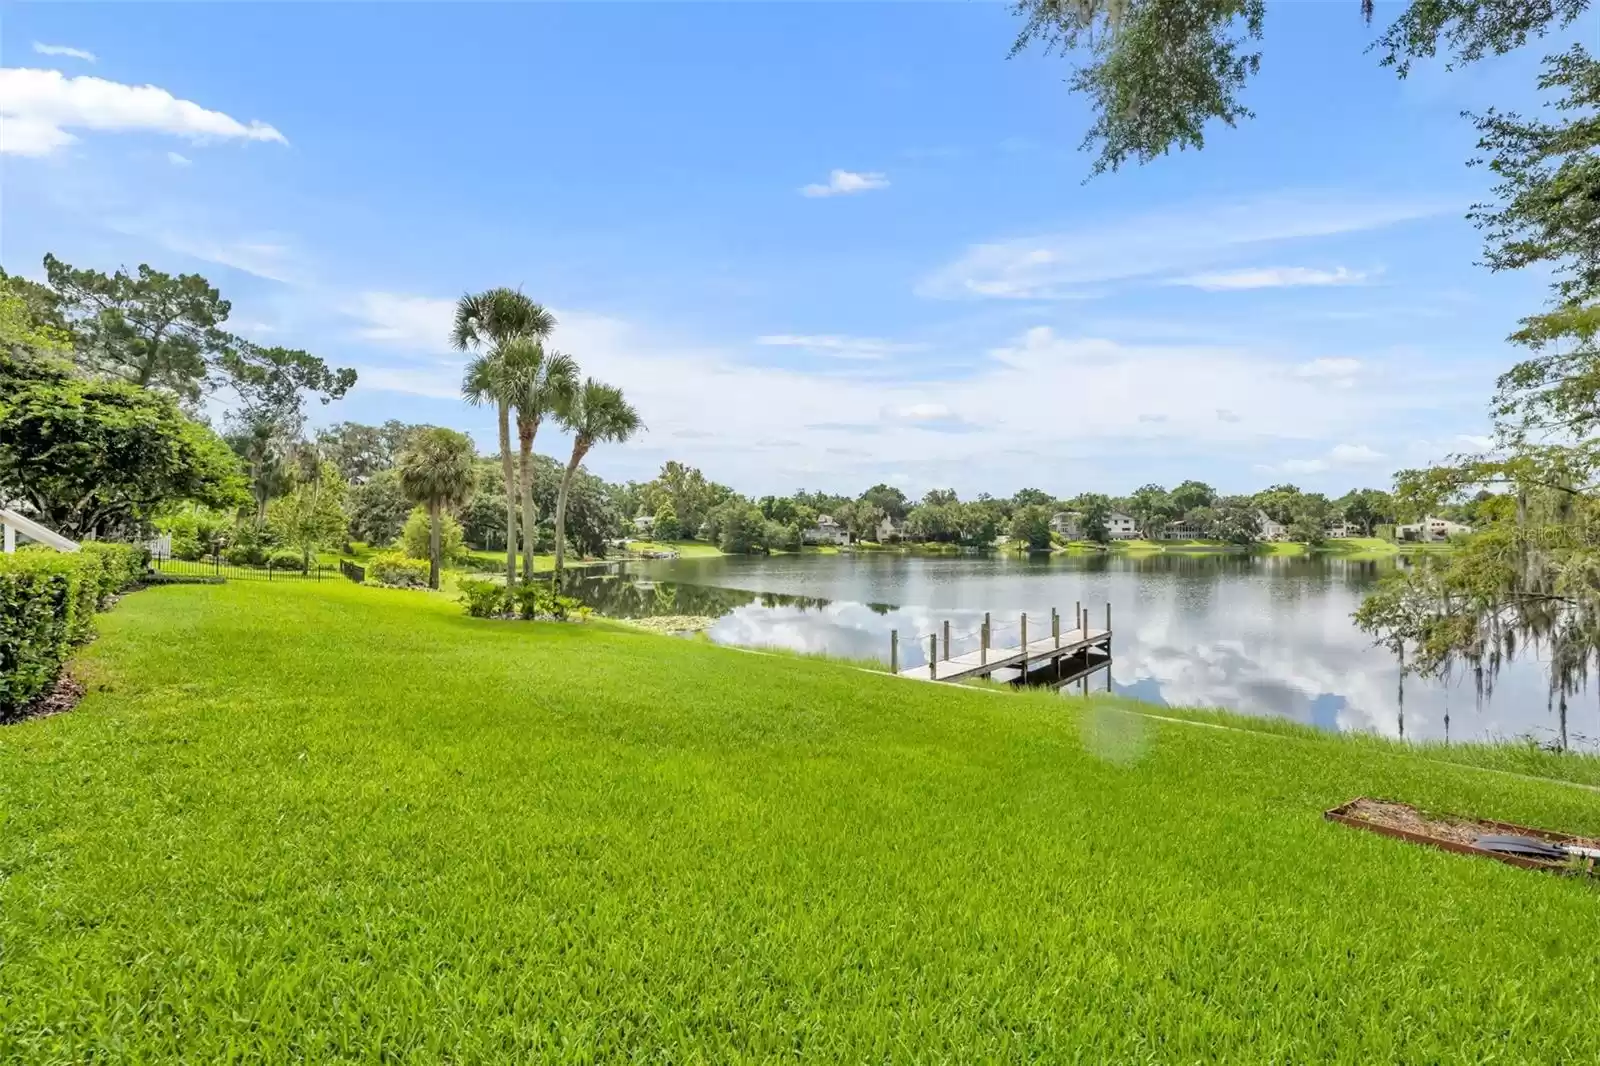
1107,512,1139,540
1257,511,1288,542
1049,510,1136,540
1396,516,1472,543
1159,519,1204,541
1324,520,1357,539
803,514,850,546
1050,511,1081,538
632,514,655,534
876,515,904,543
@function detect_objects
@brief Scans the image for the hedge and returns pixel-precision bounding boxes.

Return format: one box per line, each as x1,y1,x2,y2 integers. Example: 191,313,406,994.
1,543,145,718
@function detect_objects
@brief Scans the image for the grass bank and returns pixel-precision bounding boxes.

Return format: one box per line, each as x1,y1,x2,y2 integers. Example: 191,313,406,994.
4,580,1599,1061
625,538,723,558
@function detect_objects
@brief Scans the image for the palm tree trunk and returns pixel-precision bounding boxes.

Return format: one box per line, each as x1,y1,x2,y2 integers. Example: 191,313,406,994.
554,442,587,580
428,499,442,590
498,400,517,588
518,414,537,582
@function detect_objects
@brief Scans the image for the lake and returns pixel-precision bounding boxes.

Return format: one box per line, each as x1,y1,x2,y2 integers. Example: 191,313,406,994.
568,552,1594,751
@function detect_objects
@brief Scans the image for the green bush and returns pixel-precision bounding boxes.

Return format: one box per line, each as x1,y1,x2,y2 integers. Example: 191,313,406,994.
400,508,465,564
0,552,98,717
510,581,589,622
223,544,263,567
365,551,429,589
267,549,305,571
78,542,146,601
457,579,511,618
171,532,204,561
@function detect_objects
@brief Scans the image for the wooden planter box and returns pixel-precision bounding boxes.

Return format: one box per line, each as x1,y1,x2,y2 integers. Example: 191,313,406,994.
1325,797,1599,876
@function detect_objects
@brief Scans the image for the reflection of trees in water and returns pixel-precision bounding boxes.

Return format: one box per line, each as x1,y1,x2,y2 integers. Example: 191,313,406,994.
566,574,832,620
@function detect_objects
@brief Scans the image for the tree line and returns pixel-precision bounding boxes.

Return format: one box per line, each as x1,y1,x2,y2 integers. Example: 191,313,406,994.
606,469,1459,552
1,261,643,591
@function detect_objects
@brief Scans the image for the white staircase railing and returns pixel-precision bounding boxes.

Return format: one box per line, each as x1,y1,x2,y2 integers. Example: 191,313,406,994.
0,508,80,553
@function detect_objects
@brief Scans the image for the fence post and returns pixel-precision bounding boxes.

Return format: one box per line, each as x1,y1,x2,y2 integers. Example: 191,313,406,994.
890,629,899,674
214,554,220,577
268,561,273,582
942,619,950,662
927,635,938,679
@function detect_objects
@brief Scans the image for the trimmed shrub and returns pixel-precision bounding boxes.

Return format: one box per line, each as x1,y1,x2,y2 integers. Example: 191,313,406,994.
79,542,146,601
1,552,96,717
268,549,305,571
224,544,266,567
457,579,511,618
365,551,429,589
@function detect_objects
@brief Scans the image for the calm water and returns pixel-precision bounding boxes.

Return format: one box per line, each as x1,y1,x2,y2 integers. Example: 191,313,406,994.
569,552,1596,750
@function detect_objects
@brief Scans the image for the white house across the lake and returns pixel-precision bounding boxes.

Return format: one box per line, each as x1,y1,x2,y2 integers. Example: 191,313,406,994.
1257,512,1288,541
804,515,850,546
1396,516,1472,543
1048,511,1138,540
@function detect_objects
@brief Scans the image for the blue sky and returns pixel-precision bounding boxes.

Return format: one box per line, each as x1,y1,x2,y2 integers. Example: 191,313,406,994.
1,3,1572,498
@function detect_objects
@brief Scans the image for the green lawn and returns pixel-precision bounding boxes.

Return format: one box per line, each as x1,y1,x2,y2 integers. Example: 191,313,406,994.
4,581,1600,1061
626,538,723,558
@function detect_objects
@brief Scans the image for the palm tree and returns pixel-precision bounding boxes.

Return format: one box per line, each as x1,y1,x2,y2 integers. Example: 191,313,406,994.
453,289,556,588
503,339,579,582
396,427,478,590
553,378,642,579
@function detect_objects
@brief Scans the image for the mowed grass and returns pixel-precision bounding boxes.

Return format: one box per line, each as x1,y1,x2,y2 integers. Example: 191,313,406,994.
627,538,724,558
4,583,1600,1062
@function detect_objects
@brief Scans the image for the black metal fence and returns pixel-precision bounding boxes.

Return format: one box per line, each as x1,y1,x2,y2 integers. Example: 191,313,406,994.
340,560,366,583
150,556,338,582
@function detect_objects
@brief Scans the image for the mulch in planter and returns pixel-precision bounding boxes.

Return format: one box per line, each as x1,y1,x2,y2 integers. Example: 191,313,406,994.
1327,797,1600,876
1,673,86,726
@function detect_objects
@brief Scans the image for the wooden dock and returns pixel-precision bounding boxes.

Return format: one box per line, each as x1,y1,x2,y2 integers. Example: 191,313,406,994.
891,604,1114,689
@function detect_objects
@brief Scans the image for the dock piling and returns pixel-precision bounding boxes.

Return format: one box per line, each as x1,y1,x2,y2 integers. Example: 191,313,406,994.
1020,613,1028,678
942,620,950,662
890,629,898,674
927,635,937,679
1052,608,1060,648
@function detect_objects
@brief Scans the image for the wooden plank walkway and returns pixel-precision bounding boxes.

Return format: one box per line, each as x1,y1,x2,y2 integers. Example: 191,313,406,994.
898,628,1111,683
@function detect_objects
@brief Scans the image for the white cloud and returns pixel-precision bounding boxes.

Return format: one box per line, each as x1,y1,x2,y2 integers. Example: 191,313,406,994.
1276,458,1330,474
1264,442,1384,476
1294,357,1362,380
892,403,953,422
0,67,287,157
800,169,889,198
919,193,1441,299
32,42,97,63
1329,443,1384,463
1172,266,1369,291
756,334,925,360
344,293,457,350
166,151,192,167
153,234,295,283
335,287,1427,493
